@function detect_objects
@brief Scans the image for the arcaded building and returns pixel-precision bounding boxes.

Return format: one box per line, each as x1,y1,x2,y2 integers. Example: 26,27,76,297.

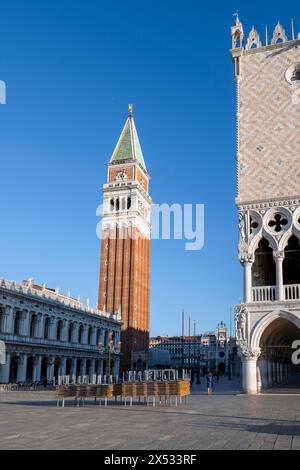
0,278,121,384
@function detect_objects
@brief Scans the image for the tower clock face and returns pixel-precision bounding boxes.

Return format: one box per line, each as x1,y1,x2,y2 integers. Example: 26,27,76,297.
116,170,127,181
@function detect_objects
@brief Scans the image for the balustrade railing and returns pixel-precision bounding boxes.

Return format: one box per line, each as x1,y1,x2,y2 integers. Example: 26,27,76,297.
284,284,300,300
252,286,276,302
252,284,300,302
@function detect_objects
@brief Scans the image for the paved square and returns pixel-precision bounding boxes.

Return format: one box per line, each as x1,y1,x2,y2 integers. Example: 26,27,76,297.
0,379,299,450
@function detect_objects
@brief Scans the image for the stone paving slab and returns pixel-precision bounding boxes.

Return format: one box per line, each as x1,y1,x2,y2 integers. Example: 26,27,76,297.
0,381,299,450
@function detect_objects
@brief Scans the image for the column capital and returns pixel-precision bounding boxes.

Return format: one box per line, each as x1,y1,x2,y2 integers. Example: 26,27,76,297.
18,353,27,365
48,356,55,366
239,252,254,264
238,345,261,361
273,250,285,261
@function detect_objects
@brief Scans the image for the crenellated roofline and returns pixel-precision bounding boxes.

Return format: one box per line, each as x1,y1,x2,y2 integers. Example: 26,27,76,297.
231,17,300,56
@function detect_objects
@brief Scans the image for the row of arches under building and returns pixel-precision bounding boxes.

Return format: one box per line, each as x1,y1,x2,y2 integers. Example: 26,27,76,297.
9,355,116,384
245,313,300,393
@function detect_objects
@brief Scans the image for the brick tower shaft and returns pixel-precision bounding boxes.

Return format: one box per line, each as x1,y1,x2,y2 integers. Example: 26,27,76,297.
98,106,151,373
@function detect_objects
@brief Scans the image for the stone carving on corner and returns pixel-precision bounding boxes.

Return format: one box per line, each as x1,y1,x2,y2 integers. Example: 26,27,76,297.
239,346,261,360
271,22,288,45
245,27,262,50
235,305,247,343
238,212,248,255
239,252,254,264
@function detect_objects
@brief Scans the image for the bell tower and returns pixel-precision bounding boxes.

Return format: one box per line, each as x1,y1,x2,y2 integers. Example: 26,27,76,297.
98,105,151,373
231,17,300,394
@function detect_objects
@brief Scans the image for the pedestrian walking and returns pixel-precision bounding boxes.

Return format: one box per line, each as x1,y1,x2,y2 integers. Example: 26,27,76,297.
206,372,214,395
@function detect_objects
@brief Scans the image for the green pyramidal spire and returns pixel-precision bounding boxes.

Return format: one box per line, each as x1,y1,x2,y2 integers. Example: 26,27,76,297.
110,105,147,171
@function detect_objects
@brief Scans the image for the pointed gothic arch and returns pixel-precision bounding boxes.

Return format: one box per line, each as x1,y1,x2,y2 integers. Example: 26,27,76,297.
271,22,288,45
245,27,262,50
249,232,277,256
252,238,276,287
283,235,300,285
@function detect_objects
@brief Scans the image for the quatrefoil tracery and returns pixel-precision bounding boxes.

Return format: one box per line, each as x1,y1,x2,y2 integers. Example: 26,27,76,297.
268,213,288,233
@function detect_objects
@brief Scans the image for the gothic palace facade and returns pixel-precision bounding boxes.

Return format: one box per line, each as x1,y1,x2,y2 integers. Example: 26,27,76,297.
231,18,300,393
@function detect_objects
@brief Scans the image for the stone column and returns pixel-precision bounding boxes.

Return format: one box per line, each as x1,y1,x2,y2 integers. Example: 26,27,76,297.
17,354,27,382
279,363,284,383
95,359,102,376
72,323,79,343
82,325,88,345
260,358,269,389
273,360,277,385
70,358,77,377
2,306,13,333
47,357,55,383
240,254,254,303
60,357,67,376
0,352,11,383
256,359,263,392
61,320,68,342
113,358,120,380
80,358,87,376
33,355,42,382
49,317,56,340
277,362,281,384
273,251,285,301
20,311,29,336
37,314,45,338
267,358,273,386
240,347,261,394
88,358,95,376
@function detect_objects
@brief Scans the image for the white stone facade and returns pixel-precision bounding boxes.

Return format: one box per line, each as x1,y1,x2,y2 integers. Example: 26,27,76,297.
231,18,300,393
0,279,121,384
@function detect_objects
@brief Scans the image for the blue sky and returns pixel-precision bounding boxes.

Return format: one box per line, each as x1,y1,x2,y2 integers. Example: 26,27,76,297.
0,0,299,336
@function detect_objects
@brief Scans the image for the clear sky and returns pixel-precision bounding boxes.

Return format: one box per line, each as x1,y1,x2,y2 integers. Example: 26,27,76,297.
0,0,299,336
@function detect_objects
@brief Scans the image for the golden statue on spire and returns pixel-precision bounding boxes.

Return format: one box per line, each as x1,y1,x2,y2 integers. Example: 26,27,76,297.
128,103,133,116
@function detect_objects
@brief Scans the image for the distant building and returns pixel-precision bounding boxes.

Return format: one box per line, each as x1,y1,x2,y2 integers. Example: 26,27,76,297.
0,278,121,384
149,322,240,376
